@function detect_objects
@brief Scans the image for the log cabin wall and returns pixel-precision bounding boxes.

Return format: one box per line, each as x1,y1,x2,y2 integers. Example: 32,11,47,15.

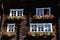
1,13,28,40
59,19,60,40
0,0,59,40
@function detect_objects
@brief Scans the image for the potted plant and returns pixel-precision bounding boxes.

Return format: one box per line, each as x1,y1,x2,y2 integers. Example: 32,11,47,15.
33,15,39,20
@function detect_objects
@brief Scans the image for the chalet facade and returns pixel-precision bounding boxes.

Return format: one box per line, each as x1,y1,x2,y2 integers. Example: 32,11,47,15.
0,0,59,40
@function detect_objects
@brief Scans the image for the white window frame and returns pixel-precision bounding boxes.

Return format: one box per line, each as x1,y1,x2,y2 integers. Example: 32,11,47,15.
30,24,38,32
7,23,15,32
30,23,53,32
10,9,24,16
36,7,51,16
44,23,52,32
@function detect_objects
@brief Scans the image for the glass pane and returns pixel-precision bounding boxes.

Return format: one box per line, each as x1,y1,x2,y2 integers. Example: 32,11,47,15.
12,11,16,16
36,9,43,16
38,25,44,32
45,24,51,32
18,11,22,16
32,25,37,32
45,25,48,32
44,9,49,15
34,25,37,31
47,25,51,31
32,25,35,31
9,25,14,32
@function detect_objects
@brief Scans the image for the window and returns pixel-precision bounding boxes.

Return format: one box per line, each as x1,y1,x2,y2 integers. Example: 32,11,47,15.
38,25,44,32
32,25,37,32
44,9,49,15
36,8,51,16
30,24,38,32
45,24,51,32
44,23,52,32
30,23,53,32
36,8,44,16
12,11,16,16
7,24,15,32
18,11,22,16
10,9,24,16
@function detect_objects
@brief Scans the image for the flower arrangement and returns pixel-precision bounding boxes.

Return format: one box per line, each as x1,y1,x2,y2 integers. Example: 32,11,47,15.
27,32,32,36
33,15,39,20
20,16,25,20
6,16,10,20
50,32,56,38
35,32,40,36
3,31,15,37
33,14,54,20
6,16,25,20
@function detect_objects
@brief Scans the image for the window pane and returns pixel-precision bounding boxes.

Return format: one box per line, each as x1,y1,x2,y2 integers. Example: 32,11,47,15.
34,25,37,31
44,9,49,15
38,25,43,32
9,25,13,32
32,25,34,31
32,25,37,32
12,11,16,16
18,11,22,16
47,25,51,31
7,24,15,32
45,25,48,32
36,8,44,16
45,24,51,32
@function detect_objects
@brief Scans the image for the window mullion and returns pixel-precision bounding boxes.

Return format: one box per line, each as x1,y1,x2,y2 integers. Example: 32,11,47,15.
44,24,45,32
16,11,18,16
7,25,9,32
50,23,52,32
13,25,15,32
22,10,23,16
37,24,38,32
49,8,51,15
42,8,44,16
13,11,15,16
30,24,32,32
